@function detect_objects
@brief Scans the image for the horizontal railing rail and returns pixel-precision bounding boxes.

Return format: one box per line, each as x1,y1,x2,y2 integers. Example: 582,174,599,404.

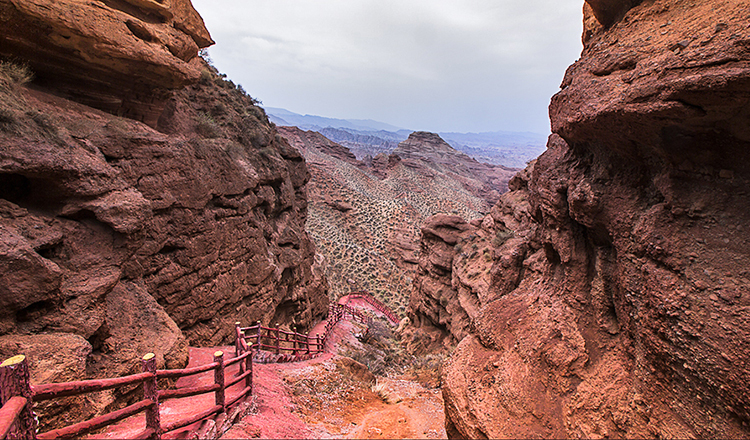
1,346,252,440
0,396,27,439
32,372,153,401
37,399,155,440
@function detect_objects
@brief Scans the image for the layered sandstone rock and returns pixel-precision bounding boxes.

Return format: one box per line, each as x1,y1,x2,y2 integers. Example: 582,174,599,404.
279,126,363,168
0,0,214,126
402,214,475,354
411,0,750,438
0,60,328,427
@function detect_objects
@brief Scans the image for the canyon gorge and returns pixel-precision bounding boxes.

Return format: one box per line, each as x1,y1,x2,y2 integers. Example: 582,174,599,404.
278,126,515,314
0,0,748,438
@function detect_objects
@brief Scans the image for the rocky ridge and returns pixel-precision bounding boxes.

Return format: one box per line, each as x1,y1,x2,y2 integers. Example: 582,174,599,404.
406,0,750,438
278,126,509,315
392,131,516,206
0,6,327,429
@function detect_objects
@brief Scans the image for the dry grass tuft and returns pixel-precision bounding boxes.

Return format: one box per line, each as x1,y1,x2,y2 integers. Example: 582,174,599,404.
371,379,403,404
0,60,34,86
0,61,34,132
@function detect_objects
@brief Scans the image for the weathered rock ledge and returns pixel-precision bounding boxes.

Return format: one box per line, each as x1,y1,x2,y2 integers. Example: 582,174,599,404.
0,59,328,430
0,0,214,126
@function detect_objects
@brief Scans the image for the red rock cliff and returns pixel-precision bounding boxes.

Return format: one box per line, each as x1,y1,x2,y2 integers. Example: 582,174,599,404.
0,2,327,428
409,0,750,438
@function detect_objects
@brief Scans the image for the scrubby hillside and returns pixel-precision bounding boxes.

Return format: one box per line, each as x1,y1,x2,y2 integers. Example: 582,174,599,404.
279,127,512,316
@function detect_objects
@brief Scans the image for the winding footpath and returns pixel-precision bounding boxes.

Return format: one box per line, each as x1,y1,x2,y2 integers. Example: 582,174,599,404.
94,294,412,439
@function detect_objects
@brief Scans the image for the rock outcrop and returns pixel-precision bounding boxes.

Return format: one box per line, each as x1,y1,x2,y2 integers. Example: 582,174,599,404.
0,55,327,429
402,214,476,354
393,131,517,206
279,126,363,168
406,0,750,438
0,0,214,126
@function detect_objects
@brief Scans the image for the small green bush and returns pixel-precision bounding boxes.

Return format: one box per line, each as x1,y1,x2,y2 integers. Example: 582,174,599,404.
199,69,212,85
0,108,15,125
492,228,515,248
195,112,220,138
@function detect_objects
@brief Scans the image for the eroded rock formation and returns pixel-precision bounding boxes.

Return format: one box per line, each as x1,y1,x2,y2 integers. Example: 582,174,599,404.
407,0,750,438
0,0,214,126
0,57,327,429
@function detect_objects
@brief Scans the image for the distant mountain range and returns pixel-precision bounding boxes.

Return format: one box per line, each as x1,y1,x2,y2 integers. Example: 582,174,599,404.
265,107,409,133
264,108,547,169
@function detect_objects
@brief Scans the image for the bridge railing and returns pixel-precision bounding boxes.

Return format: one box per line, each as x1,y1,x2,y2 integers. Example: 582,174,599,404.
0,346,252,440
345,291,400,324
234,301,374,363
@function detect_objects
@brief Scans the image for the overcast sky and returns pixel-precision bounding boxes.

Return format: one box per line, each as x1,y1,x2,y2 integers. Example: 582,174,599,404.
192,0,584,134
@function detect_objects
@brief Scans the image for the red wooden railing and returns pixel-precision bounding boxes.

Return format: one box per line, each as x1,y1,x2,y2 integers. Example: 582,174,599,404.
345,291,400,324
235,302,370,364
0,348,252,439
234,298,387,365
240,323,324,356
0,291,399,439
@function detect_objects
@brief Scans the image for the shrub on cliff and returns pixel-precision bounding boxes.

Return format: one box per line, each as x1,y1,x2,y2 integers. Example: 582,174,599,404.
0,60,33,86
0,61,33,130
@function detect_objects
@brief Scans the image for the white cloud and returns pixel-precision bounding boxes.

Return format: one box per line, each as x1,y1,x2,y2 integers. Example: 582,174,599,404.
192,0,583,133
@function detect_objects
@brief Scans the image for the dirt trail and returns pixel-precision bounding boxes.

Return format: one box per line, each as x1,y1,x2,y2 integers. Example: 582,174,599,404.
96,295,445,439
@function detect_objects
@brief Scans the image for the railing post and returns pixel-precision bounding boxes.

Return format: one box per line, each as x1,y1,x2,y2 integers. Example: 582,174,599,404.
234,322,242,356
0,355,35,440
275,325,280,355
141,353,161,440
291,327,297,356
244,344,253,392
256,321,262,350
235,322,245,376
317,335,322,354
213,351,225,411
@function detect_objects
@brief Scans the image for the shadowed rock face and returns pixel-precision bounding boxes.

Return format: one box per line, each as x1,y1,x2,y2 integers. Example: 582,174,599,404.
584,0,643,28
0,0,214,126
406,0,750,438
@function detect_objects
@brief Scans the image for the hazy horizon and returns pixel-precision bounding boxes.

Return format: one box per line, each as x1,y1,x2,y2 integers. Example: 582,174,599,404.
192,0,584,134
